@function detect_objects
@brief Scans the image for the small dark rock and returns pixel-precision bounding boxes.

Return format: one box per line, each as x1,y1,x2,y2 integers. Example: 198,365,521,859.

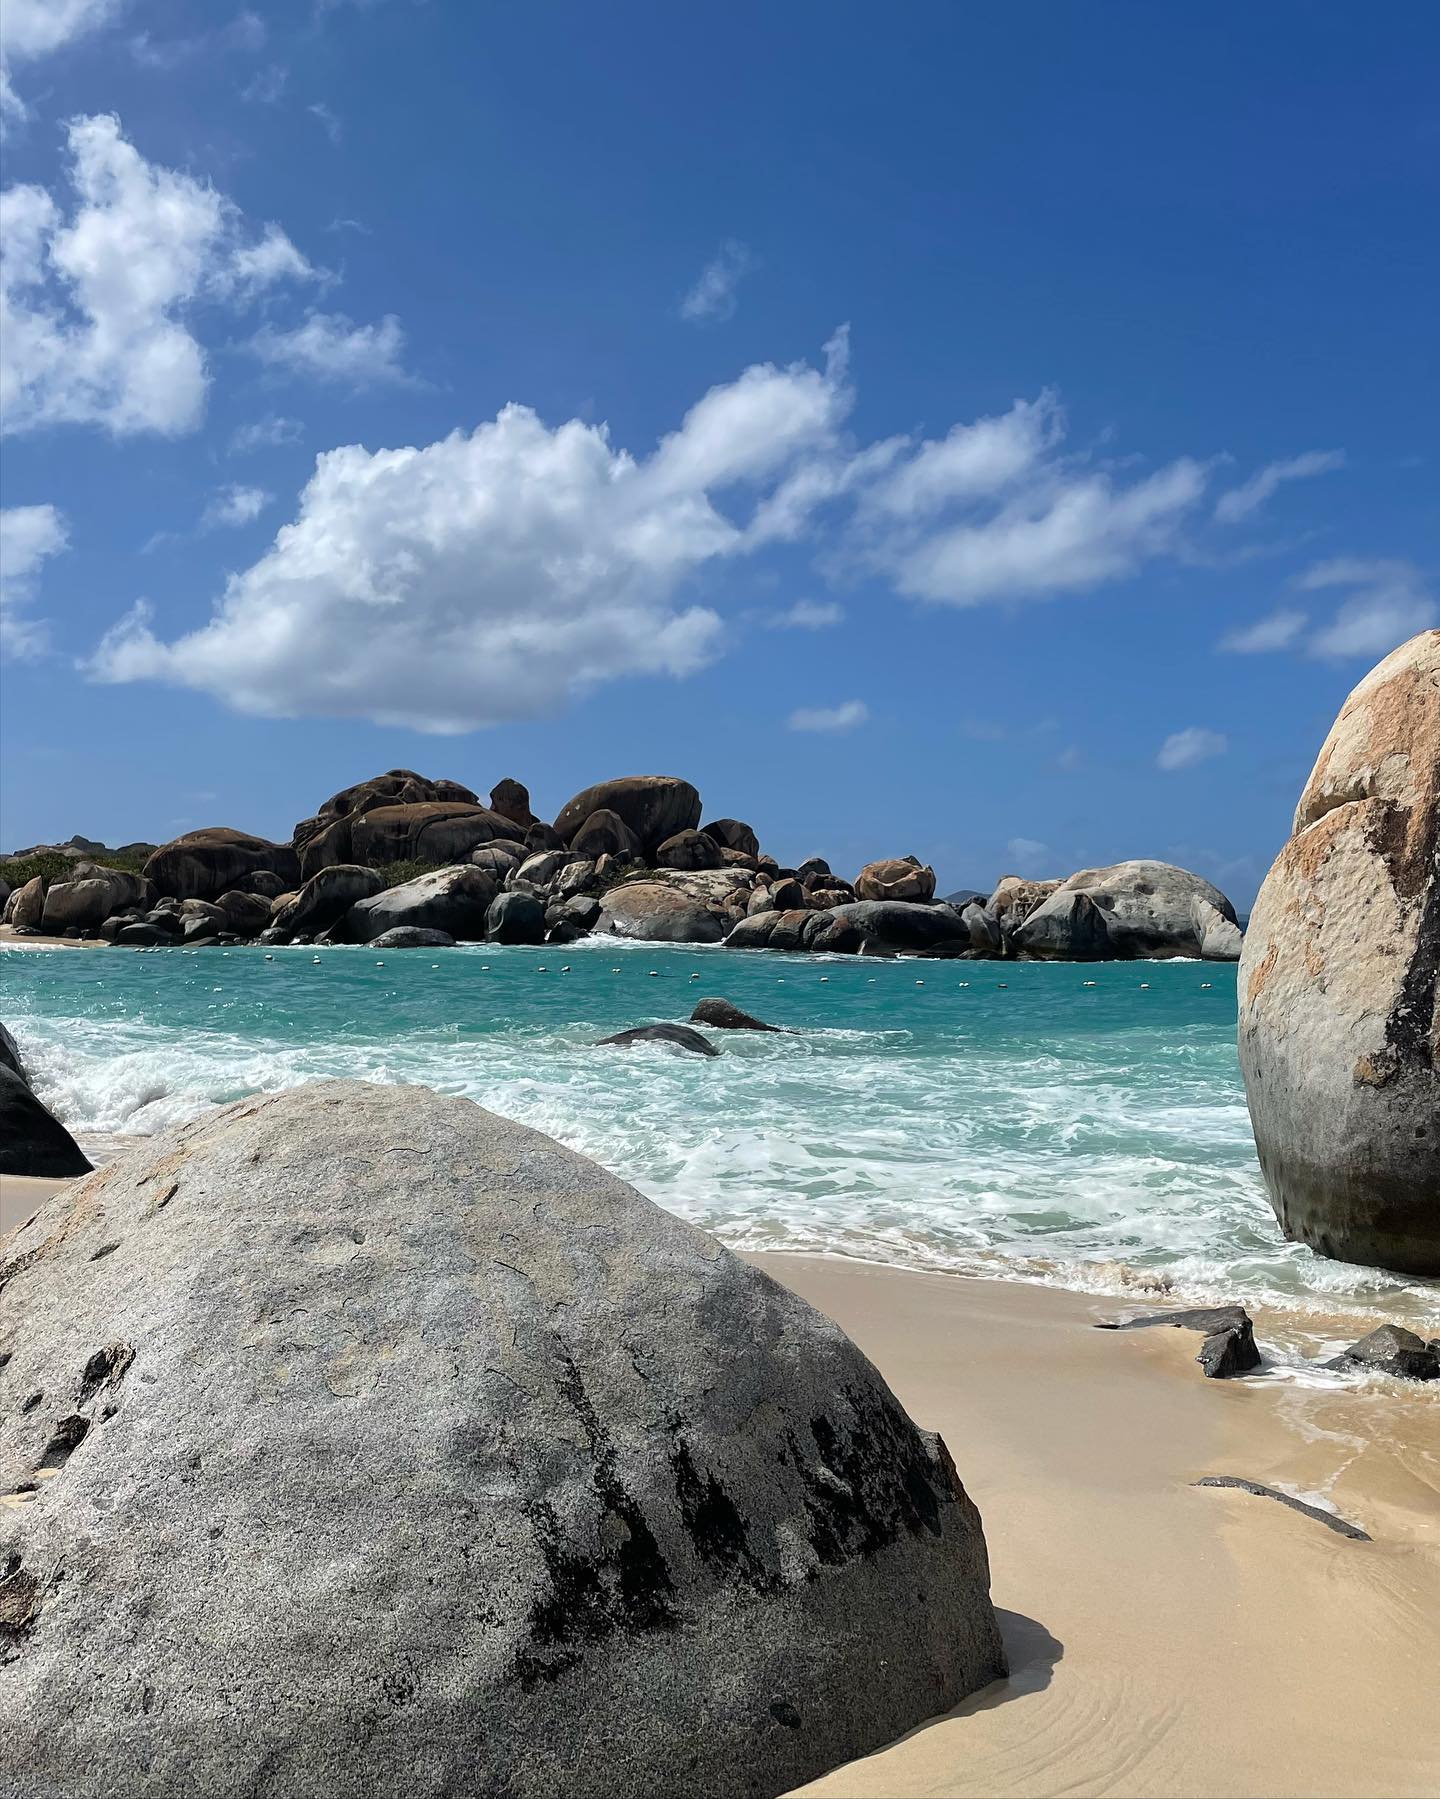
1325,1325,1439,1382
690,999,784,1033
0,1065,92,1178
1192,1477,1370,1540
595,1024,719,1057
1099,1304,1262,1379
367,927,456,949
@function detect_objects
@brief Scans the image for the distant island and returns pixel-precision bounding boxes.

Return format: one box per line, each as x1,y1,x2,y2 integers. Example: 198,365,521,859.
2,771,1242,962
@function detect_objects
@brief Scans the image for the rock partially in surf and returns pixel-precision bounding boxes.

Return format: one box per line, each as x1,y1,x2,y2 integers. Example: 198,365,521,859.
1326,1326,1439,1382
961,903,1002,953
0,1081,1003,1798
689,998,784,1033
486,889,546,945
1014,861,1242,962
595,1023,720,1057
144,829,300,902
342,866,498,945
367,926,457,950
554,775,702,852
805,900,969,956
3,875,45,931
1100,1304,1261,1379
0,1064,91,1177
855,857,936,903
1238,629,1440,1279
0,1021,26,1082
599,882,725,945
271,865,386,939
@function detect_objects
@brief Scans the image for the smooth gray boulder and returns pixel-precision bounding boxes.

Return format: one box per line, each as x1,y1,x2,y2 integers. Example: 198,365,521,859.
1013,861,1241,961
271,865,385,938
367,926,456,949
486,889,546,944
0,1082,1003,1798
40,869,145,932
1239,629,1440,1277
961,902,1002,953
0,1064,92,1177
809,901,969,955
599,881,725,944
341,865,498,945
3,875,45,930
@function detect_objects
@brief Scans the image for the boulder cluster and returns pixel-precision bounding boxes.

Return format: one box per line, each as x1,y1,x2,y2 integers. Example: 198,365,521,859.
3,769,1243,961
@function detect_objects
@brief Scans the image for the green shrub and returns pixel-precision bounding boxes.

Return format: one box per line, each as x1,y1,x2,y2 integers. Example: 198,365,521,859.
1,846,151,889
375,859,444,890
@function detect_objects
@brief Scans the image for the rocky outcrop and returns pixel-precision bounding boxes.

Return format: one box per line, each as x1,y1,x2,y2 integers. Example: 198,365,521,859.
568,808,644,862
368,926,456,949
292,769,480,872
1100,1305,1262,1379
855,857,937,904
39,868,146,933
348,803,523,869
728,899,969,957
470,840,527,882
271,865,385,939
656,829,725,872
3,875,44,930
595,1024,719,1057
599,882,726,944
0,1063,91,1177
489,777,536,830
986,876,1061,936
1013,862,1241,962
690,998,784,1033
340,866,498,944
1238,630,1440,1277
703,819,760,858
0,1082,1003,1798
554,776,702,853
144,829,299,902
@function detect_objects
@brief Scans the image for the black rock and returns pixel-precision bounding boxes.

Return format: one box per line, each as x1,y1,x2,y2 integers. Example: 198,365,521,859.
1326,1325,1438,1382
689,998,784,1033
0,1064,92,1178
367,927,457,949
486,890,546,945
1192,1477,1370,1540
1099,1304,1262,1379
0,1022,25,1084
116,923,167,947
595,1024,719,1057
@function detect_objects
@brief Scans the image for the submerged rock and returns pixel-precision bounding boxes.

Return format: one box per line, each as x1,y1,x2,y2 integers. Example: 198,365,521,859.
0,1082,1004,1797
595,1023,720,1057
1239,630,1440,1278
1326,1325,1439,1382
689,998,784,1032
0,1064,91,1178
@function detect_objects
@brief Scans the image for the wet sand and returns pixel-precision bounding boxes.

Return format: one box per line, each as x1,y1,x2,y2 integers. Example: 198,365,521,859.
758,1255,1439,1799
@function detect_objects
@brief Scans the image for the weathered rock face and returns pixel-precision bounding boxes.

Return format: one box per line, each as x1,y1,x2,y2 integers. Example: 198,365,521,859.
348,803,523,868
0,1083,1003,1799
292,770,480,865
1013,862,1241,962
568,808,643,862
703,818,760,858
470,840,527,882
656,829,725,872
271,865,386,939
214,890,274,937
986,876,1061,935
340,866,498,944
40,870,144,933
144,829,300,902
599,882,726,944
486,890,546,945
3,875,45,930
855,857,937,904
489,777,536,830
368,926,456,950
729,900,968,957
0,1021,25,1080
0,1063,91,1177
1239,630,1440,1277
554,776,702,852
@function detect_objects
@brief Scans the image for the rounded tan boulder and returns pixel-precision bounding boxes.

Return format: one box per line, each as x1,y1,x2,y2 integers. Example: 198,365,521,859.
855,856,936,903
1238,629,1440,1276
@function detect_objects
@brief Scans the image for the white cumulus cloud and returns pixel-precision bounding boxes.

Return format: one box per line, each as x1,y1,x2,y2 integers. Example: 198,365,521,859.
201,484,272,530
0,0,118,125
680,240,752,323
787,700,869,733
249,310,408,386
88,345,854,731
1,113,317,437
0,502,67,654
1157,727,1228,772
1213,449,1345,523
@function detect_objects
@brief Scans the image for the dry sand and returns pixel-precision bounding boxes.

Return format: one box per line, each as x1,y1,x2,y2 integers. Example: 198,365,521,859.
0,926,102,951
3,1168,1435,1796
758,1255,1439,1799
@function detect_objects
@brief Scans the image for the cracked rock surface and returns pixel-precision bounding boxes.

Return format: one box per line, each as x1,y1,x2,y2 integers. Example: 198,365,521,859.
0,1080,1004,1799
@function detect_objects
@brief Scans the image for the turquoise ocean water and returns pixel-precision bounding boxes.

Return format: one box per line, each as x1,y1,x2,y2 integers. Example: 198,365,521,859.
3,940,1435,1341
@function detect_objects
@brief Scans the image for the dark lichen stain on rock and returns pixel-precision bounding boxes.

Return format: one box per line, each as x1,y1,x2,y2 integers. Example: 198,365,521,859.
38,1413,90,1472
796,1389,952,1568
0,1557,43,1644
514,1348,677,1689
670,1434,768,1587
78,1342,134,1406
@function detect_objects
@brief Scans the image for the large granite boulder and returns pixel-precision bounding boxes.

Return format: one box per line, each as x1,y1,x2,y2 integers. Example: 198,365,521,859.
1013,861,1241,962
489,777,536,830
730,900,969,956
0,1083,1003,1798
554,777,702,853
855,857,936,903
348,804,524,869
986,876,1061,936
293,770,480,870
656,829,725,872
0,1021,25,1080
1239,630,1440,1277
568,808,644,862
340,866,498,944
144,829,300,902
599,882,726,944
486,890,546,944
271,865,386,939
3,875,45,930
703,818,760,858
0,1063,91,1177
39,869,144,933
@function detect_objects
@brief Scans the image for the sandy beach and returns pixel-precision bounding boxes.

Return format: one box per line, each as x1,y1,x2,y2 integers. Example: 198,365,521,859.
5,1158,1435,1797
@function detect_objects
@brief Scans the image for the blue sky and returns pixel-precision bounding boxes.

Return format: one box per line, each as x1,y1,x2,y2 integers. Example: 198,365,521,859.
2,2,1436,902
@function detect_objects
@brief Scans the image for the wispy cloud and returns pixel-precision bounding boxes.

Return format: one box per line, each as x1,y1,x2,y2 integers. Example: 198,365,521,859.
1299,557,1437,660
241,63,287,104
130,11,266,72
1,0,119,127
1005,836,1051,876
1157,727,1228,772
0,502,67,655
230,414,303,455
309,101,342,144
767,599,844,630
249,311,409,386
1214,449,1345,524
201,484,272,530
787,699,869,733
1218,607,1309,653
680,240,753,324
